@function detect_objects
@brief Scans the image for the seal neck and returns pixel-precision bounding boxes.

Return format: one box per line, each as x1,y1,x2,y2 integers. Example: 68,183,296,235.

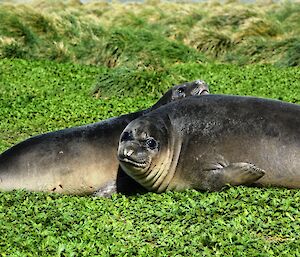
147,90,172,112
156,128,182,193
144,114,182,193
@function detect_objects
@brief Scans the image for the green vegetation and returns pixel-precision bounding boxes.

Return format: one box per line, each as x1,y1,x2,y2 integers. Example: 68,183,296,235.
0,58,300,255
0,0,300,67
0,58,155,151
1,187,300,256
1,58,299,152
0,0,300,255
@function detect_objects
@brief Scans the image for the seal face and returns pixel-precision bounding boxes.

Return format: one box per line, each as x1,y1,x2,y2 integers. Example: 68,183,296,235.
118,119,168,191
149,80,209,110
0,80,210,195
172,80,209,100
118,95,300,192
118,115,183,192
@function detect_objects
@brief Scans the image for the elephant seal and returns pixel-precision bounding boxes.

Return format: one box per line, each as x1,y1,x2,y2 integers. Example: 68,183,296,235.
118,95,300,192
0,80,209,196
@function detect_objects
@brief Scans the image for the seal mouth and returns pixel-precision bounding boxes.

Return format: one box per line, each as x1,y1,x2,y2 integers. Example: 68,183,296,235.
199,89,209,95
118,156,148,169
192,87,209,96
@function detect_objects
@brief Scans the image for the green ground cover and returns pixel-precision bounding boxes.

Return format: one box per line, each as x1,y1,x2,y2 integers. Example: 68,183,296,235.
1,187,299,256
1,0,300,256
0,58,300,256
1,58,300,151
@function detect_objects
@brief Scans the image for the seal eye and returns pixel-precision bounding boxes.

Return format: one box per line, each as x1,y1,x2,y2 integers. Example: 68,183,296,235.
177,87,185,94
146,138,157,150
121,131,132,142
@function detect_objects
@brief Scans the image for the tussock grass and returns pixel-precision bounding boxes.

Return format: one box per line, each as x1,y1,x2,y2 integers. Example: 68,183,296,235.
0,1,299,66
187,28,233,57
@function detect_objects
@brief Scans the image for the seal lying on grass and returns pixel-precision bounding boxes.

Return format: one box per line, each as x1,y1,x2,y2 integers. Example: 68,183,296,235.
0,80,209,195
118,95,300,192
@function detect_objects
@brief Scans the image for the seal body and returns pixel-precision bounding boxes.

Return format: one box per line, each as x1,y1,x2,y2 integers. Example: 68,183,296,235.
0,80,209,195
118,95,300,192
0,115,139,195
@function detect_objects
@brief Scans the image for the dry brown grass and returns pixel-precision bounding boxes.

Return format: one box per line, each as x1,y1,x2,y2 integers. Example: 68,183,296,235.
0,0,299,66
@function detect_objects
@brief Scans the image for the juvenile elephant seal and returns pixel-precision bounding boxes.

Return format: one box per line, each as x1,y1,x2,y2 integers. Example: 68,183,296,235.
0,80,209,195
118,95,300,192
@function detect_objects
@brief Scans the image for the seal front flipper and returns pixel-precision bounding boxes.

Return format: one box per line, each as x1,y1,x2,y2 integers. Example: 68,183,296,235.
203,162,265,191
92,181,117,197
222,162,265,186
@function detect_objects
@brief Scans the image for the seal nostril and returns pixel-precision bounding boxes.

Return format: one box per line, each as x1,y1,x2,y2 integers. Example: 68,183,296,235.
124,149,134,157
127,149,134,156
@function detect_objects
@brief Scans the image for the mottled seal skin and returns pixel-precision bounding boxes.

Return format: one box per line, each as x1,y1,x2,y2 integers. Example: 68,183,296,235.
118,95,300,193
0,80,209,196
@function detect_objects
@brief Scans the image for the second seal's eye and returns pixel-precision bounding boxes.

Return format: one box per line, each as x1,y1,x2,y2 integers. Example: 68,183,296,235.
146,138,157,150
177,87,185,94
121,131,132,142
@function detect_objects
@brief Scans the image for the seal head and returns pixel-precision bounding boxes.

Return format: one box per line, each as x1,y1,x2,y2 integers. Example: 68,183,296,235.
171,80,209,100
118,115,179,192
150,80,209,110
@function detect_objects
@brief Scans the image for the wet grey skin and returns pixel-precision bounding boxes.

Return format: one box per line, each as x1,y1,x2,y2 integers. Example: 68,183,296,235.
118,95,300,193
0,80,209,196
